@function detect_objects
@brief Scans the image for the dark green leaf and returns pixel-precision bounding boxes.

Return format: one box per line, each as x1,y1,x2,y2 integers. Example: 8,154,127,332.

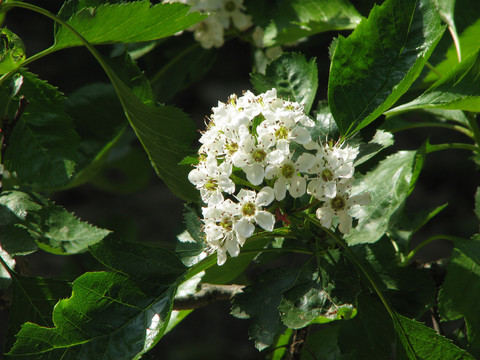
388,49,480,114
396,314,475,359
439,236,480,353
0,224,37,255
151,41,217,103
91,147,152,194
3,72,79,189
302,324,347,360
64,83,128,188
251,52,318,113
89,238,187,284
0,28,26,75
263,0,362,47
338,293,395,359
109,71,198,202
434,0,460,62
6,272,177,360
53,1,206,50
231,268,298,350
423,16,480,84
27,202,110,255
354,129,394,166
328,0,445,136
0,245,14,289
5,274,71,352
346,151,420,245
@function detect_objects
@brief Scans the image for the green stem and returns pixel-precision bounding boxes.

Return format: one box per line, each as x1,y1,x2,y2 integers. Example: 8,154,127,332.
305,216,417,358
426,142,480,154
402,234,457,266
0,45,57,87
1,2,122,105
466,113,480,147
150,42,201,86
425,61,443,79
384,121,473,138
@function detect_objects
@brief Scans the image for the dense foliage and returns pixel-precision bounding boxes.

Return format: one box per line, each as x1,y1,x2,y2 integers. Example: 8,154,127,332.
1,0,480,359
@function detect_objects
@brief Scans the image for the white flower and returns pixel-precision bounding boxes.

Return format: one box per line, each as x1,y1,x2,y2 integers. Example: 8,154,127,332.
192,16,224,49
265,156,308,200
188,156,235,205
315,180,370,234
232,133,281,185
216,0,252,30
203,199,245,265
233,187,275,238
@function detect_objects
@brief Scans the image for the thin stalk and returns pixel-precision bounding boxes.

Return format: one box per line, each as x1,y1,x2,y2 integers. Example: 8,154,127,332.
425,61,443,79
402,234,456,266
426,142,480,154
466,113,480,147
1,2,123,108
150,42,201,86
305,216,417,358
0,45,58,87
384,121,473,138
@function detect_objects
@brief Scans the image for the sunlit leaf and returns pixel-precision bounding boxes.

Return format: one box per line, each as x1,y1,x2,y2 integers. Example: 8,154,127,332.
0,28,25,75
328,0,445,136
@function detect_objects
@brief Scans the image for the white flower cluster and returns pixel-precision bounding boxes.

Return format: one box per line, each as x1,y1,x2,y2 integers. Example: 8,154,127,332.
188,89,369,265
165,0,252,49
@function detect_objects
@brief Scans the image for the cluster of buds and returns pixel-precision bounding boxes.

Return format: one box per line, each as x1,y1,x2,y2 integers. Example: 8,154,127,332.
188,89,369,265
165,0,252,49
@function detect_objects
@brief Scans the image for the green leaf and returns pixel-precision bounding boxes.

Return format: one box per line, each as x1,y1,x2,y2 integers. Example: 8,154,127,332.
387,49,480,114
396,314,475,359
0,224,37,255
0,244,15,289
3,71,80,189
338,293,395,359
53,1,206,50
434,0,461,61
109,71,199,202
89,238,187,284
302,324,346,360
423,15,480,84
231,268,299,350
346,151,420,245
262,0,362,47
64,83,128,188
251,52,318,113
328,0,445,136
151,40,217,103
354,129,394,167
6,272,178,360
0,190,110,255
27,201,111,255
90,147,152,195
439,236,480,353
5,274,71,352
0,28,26,75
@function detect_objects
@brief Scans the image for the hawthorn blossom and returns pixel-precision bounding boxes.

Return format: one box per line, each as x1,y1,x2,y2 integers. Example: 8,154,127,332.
315,179,370,234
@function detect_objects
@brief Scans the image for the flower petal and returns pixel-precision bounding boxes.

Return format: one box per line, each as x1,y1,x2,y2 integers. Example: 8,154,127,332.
256,186,274,206
245,164,265,185
255,211,275,231
289,177,306,198
274,177,287,201
234,218,255,238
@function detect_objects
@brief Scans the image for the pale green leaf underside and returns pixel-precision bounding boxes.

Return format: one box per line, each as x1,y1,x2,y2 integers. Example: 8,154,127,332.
54,1,206,50
263,0,361,47
346,151,417,245
328,0,445,136
387,49,480,114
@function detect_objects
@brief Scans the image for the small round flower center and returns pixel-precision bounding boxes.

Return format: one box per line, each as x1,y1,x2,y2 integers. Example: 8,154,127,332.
242,202,256,217
252,149,267,163
275,126,289,140
225,142,238,155
322,168,334,182
220,217,233,230
281,163,295,179
205,178,218,191
330,195,346,211
224,0,236,12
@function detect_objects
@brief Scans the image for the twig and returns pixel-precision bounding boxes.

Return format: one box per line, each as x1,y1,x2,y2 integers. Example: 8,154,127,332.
284,326,310,360
173,283,244,310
